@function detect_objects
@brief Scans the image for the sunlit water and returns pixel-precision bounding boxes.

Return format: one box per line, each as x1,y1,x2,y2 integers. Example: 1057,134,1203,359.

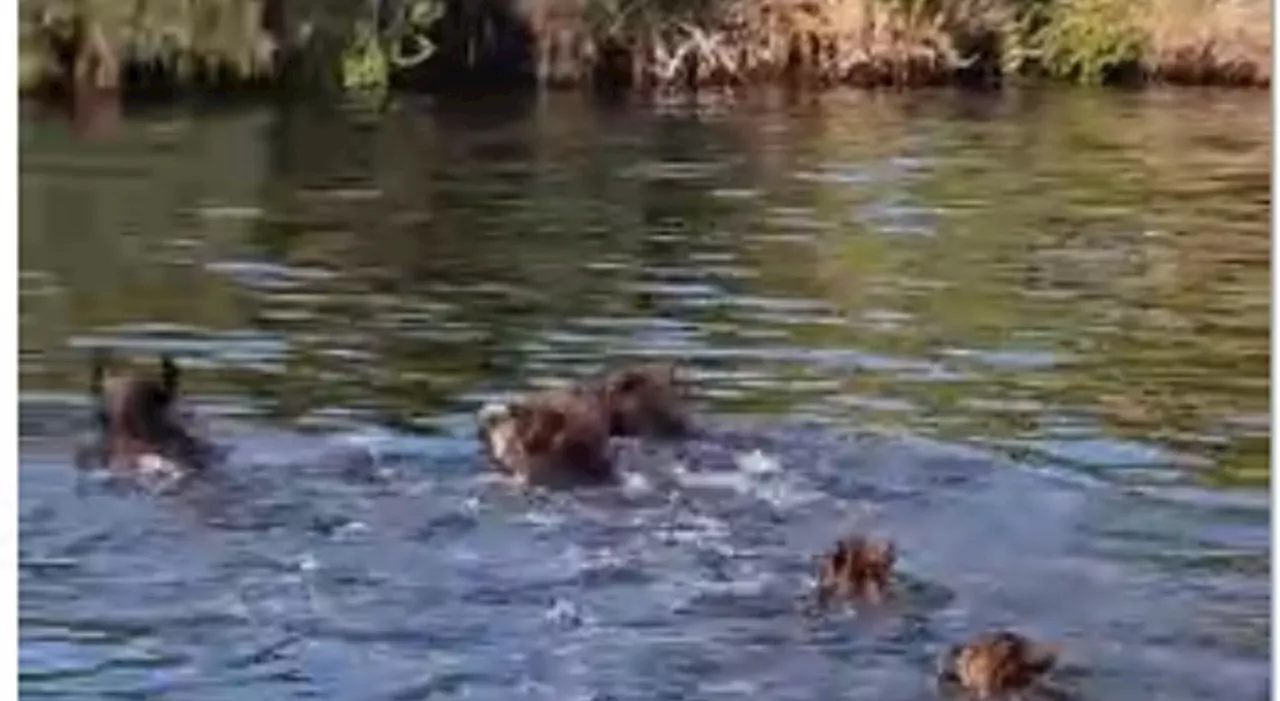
19,89,1269,700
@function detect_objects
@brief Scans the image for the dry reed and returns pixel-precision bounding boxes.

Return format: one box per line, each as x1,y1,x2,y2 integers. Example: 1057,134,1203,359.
17,0,1272,97
1142,0,1270,86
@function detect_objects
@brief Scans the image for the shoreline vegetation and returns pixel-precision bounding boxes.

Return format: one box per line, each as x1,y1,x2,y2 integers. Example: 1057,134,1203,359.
19,0,1271,106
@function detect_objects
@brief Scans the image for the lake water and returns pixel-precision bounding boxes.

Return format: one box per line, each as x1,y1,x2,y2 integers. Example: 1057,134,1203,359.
19,88,1270,700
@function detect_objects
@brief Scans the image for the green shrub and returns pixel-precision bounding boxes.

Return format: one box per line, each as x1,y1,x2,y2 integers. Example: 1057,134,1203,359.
1026,0,1146,83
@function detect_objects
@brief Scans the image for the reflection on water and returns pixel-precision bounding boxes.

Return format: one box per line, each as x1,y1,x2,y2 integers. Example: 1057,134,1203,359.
19,89,1270,700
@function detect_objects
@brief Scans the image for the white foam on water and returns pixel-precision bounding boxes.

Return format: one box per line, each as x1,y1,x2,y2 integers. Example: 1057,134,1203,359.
688,569,774,598
657,512,731,546
130,453,189,494
545,598,588,627
618,470,654,497
670,452,825,511
670,463,754,492
135,452,180,477
699,679,763,695
402,480,433,497
754,479,825,511
521,510,566,529
333,521,370,539
735,449,781,475
331,429,470,466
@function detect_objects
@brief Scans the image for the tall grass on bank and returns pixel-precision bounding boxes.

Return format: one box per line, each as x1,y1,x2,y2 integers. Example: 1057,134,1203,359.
1005,0,1270,85
553,0,1271,88
1141,0,1270,86
18,0,1271,98
20,0,280,94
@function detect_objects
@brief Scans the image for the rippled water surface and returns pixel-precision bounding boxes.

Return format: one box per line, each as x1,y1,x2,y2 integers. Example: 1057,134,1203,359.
20,89,1270,700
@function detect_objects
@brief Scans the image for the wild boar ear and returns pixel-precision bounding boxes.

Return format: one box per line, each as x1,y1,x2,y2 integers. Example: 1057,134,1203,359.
657,362,678,384
827,541,849,571
159,354,181,399
477,402,509,428
508,401,539,426
89,349,111,429
935,645,963,683
610,368,648,395
90,349,108,398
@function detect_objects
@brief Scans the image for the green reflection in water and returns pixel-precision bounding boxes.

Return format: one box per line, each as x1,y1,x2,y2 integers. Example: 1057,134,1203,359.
19,89,1269,488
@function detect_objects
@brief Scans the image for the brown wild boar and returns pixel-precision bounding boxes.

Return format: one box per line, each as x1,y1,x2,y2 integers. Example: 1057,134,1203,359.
476,388,615,487
79,351,214,478
815,535,897,605
590,362,692,439
937,630,1059,699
